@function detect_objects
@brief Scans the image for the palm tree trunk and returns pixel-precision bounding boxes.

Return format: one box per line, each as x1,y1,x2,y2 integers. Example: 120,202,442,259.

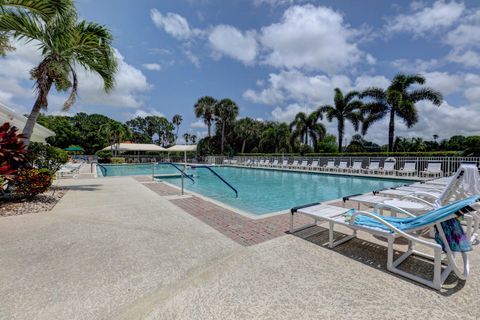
338,120,344,153
388,109,395,152
221,122,225,153
241,139,246,153
207,122,211,137
176,127,179,143
22,80,53,147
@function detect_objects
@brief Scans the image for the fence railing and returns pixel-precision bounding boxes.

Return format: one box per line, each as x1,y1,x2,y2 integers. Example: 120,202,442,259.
206,155,480,176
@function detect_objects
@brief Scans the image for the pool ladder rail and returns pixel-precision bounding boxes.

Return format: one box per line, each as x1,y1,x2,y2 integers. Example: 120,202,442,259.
189,164,238,198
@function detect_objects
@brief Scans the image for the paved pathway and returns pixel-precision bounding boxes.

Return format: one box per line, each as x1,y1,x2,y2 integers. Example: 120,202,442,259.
1,177,479,319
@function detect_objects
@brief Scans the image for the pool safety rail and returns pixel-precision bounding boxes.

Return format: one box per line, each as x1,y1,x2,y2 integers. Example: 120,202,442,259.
97,164,108,176
155,162,195,183
190,165,238,198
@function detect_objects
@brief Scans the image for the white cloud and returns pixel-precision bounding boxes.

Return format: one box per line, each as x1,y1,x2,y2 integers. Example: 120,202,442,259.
271,103,314,123
190,119,207,128
386,1,464,35
253,0,305,6
445,23,480,48
208,25,258,64
142,63,161,71
131,109,165,118
447,50,480,68
259,5,363,73
423,71,464,95
391,58,442,72
150,9,201,39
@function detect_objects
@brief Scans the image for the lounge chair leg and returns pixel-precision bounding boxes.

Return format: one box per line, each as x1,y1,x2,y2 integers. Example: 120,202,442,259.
329,222,334,248
433,247,442,290
289,212,294,233
387,237,394,270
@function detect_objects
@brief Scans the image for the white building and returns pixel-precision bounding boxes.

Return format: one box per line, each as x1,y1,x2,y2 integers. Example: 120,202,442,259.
0,102,55,143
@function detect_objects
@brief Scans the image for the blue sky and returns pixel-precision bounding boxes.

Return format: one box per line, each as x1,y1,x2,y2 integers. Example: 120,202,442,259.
1,0,480,144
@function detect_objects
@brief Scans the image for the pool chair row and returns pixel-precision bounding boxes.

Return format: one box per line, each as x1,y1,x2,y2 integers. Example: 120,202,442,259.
290,164,480,290
235,159,445,178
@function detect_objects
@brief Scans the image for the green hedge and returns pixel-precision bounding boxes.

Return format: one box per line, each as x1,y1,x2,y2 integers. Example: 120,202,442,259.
235,151,463,157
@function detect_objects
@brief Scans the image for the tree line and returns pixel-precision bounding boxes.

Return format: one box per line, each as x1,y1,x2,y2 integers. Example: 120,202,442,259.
194,74,445,155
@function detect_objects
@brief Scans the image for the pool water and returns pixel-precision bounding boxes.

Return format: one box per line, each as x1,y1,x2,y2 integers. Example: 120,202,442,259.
98,164,412,215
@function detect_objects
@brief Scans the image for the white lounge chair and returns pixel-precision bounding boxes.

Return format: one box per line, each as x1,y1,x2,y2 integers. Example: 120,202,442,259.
288,160,299,169
57,163,82,178
363,161,380,174
270,159,279,167
322,160,336,172
420,161,443,178
299,160,309,170
308,160,319,171
379,161,396,175
348,161,363,173
280,160,288,168
396,161,417,177
257,160,265,167
291,196,479,290
262,159,270,167
336,161,348,172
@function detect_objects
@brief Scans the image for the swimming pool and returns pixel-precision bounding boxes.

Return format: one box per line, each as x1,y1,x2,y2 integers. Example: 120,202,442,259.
97,164,413,215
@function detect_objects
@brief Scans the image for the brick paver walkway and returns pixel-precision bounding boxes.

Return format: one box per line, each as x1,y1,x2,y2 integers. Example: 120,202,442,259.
139,179,314,246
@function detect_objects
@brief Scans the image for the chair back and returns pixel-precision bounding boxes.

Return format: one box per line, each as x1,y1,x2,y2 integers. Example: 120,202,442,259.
352,161,362,169
311,160,319,167
438,165,480,205
292,160,299,166
259,160,264,165
272,159,278,166
338,161,348,169
427,161,442,172
403,161,416,171
326,160,335,167
369,161,380,170
264,160,270,165
282,160,288,166
383,161,395,170
301,160,308,167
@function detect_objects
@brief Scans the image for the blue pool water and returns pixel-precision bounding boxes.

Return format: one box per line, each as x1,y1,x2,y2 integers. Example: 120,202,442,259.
98,164,413,215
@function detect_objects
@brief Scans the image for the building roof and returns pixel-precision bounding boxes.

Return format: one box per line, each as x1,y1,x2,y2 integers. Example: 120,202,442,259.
0,102,55,143
166,144,197,152
101,143,167,152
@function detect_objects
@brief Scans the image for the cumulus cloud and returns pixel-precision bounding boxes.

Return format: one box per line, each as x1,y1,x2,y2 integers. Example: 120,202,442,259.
142,63,162,71
130,109,165,118
208,25,258,64
259,5,363,73
386,1,464,35
423,71,464,95
150,9,201,39
253,0,305,6
190,119,207,128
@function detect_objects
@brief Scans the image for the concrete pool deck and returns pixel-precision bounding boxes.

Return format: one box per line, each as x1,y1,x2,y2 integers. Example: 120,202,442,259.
0,177,479,319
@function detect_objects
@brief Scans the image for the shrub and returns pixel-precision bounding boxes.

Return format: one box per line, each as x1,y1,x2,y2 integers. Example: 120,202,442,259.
0,122,27,176
13,168,53,198
110,157,125,164
28,142,69,172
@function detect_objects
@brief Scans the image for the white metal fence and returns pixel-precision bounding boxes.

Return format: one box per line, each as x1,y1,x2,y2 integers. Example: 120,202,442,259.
206,155,480,176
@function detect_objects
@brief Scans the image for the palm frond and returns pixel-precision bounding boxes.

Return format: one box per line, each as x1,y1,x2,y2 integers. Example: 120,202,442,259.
408,87,443,105
0,0,75,21
360,87,386,100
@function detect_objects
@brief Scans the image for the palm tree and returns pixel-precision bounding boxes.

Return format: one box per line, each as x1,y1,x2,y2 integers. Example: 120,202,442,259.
0,0,117,146
361,74,443,152
289,111,325,150
99,122,129,156
236,117,257,153
183,133,191,145
194,96,217,137
214,98,238,153
190,134,197,144
260,123,291,153
318,88,363,153
172,114,182,143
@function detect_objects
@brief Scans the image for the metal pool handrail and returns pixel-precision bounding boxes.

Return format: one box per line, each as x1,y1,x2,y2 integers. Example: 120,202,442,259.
97,164,108,176
155,162,195,183
191,165,238,198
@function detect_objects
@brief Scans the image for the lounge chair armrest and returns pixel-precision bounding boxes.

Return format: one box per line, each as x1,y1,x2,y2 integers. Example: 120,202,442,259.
349,210,440,248
291,202,321,214
372,203,416,217
399,195,435,207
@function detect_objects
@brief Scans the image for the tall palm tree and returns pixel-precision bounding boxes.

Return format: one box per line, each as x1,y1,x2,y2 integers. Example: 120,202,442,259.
318,88,363,153
260,123,291,153
361,74,443,152
190,134,197,144
0,0,117,146
214,98,238,154
289,111,325,150
183,133,191,145
194,96,217,137
236,117,256,153
99,122,129,156
172,114,182,143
